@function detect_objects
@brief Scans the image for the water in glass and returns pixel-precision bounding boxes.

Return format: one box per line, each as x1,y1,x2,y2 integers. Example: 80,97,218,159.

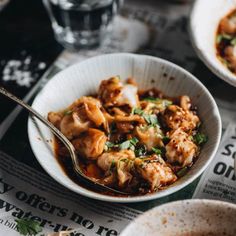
43,0,122,49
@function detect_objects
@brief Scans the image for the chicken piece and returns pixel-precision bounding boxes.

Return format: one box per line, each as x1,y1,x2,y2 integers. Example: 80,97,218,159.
109,104,145,124
135,155,177,191
98,76,139,108
118,83,139,107
220,15,236,34
224,45,236,72
141,101,157,114
163,105,200,132
114,114,145,124
48,112,63,129
141,99,172,114
71,96,108,130
141,101,164,115
111,107,127,116
180,95,191,110
116,122,134,134
60,112,91,140
97,150,135,187
135,125,163,151
49,96,109,139
102,109,114,124
165,128,198,167
72,128,107,160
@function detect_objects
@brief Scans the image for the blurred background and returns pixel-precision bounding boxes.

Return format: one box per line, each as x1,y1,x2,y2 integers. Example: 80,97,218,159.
0,0,193,122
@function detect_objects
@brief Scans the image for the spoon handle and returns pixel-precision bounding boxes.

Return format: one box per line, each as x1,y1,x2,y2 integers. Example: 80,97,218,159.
0,86,79,170
0,86,128,195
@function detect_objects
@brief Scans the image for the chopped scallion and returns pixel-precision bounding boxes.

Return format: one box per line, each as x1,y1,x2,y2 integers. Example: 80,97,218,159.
152,147,162,155
176,167,188,178
193,133,208,145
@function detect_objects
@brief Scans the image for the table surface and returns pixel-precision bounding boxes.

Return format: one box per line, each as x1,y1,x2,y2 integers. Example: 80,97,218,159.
0,0,235,212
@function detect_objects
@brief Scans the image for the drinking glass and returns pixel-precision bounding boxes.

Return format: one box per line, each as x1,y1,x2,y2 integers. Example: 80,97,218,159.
43,0,123,50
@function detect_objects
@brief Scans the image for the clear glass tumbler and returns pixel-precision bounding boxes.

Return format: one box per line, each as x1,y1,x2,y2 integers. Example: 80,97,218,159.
43,0,123,50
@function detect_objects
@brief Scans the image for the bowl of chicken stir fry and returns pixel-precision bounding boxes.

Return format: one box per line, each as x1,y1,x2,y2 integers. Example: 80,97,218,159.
28,53,221,202
190,0,236,87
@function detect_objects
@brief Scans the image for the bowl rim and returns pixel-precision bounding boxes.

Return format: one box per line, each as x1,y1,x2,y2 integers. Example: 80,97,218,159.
120,199,236,235
28,53,222,203
189,0,236,87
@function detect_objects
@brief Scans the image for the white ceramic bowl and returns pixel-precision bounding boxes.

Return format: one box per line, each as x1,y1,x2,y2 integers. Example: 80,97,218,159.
189,0,236,87
28,53,221,203
120,199,236,236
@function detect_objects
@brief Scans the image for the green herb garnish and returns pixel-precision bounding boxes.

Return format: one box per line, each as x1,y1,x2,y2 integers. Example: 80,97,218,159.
142,114,159,126
119,140,132,150
105,138,139,152
130,137,139,145
15,219,42,236
143,97,173,107
132,108,159,126
176,167,188,178
163,100,172,107
217,33,233,44
231,37,236,46
193,133,208,145
152,147,162,155
162,136,170,144
143,97,159,102
109,159,116,173
64,110,73,116
216,34,222,44
131,107,143,115
135,146,146,157
119,137,139,151
105,141,115,151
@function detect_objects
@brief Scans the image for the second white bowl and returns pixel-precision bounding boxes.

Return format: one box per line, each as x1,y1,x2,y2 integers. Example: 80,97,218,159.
121,199,236,235
189,0,236,87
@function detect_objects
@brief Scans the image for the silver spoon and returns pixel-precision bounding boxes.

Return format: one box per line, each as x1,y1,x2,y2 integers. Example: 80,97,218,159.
0,86,127,195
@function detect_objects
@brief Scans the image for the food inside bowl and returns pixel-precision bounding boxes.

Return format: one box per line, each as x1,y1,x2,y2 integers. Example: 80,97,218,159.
48,77,207,195
216,9,236,74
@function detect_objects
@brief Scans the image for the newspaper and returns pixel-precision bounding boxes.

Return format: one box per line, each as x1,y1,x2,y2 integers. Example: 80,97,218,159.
193,123,236,203
0,151,140,235
1,1,236,236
